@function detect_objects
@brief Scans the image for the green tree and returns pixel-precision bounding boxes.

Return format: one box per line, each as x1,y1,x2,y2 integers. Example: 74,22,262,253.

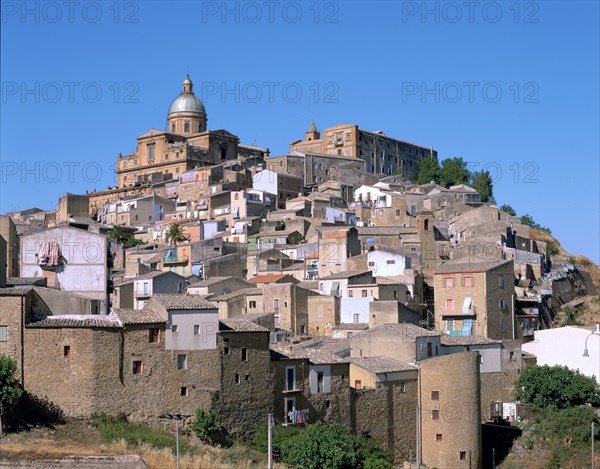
520,214,552,234
546,241,559,258
439,157,470,187
470,170,494,203
416,157,441,185
190,409,220,444
499,204,517,216
165,223,189,247
515,365,598,409
281,422,358,469
107,225,130,244
0,355,23,435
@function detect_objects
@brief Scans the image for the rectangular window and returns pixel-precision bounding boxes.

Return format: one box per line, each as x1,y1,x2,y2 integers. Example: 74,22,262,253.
241,348,247,361
180,387,188,396
235,374,241,384
171,324,178,332
63,345,71,358
462,276,473,287
427,342,433,357
0,326,7,342
149,328,159,343
386,259,395,264
317,371,324,393
400,382,406,393
368,261,375,267
499,274,505,288
354,380,362,390
132,360,142,375
396,210,401,216
194,325,200,335
362,290,367,297
349,290,353,297
353,313,360,323
446,299,454,312
286,366,296,391
250,301,256,308
436,434,443,442
460,451,467,460
432,410,439,421
443,277,454,288
431,391,440,401
177,354,187,370
147,143,155,162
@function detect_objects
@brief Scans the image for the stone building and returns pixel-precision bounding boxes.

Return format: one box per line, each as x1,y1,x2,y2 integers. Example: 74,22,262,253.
0,215,19,278
56,193,90,225
349,323,441,363
252,169,304,210
419,351,482,469
115,270,186,309
262,282,320,335
289,122,437,179
269,344,352,429
316,226,361,278
88,75,268,215
9,293,271,437
266,152,368,189
350,357,419,463
434,259,515,339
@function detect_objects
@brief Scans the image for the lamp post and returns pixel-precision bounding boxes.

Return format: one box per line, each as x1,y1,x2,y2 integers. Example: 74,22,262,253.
159,413,191,469
583,324,600,469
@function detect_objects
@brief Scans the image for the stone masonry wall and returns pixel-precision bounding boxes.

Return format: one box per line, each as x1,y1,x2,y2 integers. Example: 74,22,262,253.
351,379,418,464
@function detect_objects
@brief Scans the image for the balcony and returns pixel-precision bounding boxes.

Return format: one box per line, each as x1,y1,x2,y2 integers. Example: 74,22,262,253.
349,201,388,208
444,318,474,336
440,307,478,319
163,254,188,265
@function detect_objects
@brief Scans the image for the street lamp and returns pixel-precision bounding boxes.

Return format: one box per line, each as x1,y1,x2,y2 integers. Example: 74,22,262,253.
159,413,191,469
583,324,600,469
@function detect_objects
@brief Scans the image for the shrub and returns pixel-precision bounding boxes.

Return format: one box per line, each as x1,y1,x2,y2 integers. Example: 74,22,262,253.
251,422,302,454
92,413,190,454
190,409,220,444
281,422,358,469
515,365,599,409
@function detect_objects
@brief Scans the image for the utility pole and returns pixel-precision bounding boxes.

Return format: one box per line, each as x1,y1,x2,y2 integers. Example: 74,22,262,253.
593,421,596,469
159,413,190,469
268,413,273,469
416,404,421,468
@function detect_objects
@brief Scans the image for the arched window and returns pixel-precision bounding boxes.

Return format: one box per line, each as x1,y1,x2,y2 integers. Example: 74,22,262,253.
424,219,429,231
171,123,176,133
184,122,190,133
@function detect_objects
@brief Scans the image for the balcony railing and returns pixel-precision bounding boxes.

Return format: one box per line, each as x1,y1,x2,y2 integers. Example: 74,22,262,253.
349,201,388,208
444,328,474,337
440,307,478,317
163,255,188,265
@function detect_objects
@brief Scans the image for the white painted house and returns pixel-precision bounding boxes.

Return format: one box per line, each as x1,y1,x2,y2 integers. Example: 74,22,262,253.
522,325,600,383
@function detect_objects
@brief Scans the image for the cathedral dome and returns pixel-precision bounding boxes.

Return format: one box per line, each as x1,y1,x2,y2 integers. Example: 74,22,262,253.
168,75,206,116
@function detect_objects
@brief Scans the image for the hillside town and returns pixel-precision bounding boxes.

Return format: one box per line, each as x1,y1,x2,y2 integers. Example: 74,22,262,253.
0,76,598,469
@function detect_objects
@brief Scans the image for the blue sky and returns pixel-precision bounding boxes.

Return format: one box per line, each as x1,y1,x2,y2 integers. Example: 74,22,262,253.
1,1,599,262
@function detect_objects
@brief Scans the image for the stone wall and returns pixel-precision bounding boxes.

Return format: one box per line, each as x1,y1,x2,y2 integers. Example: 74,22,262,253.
214,331,271,436
351,379,418,463
0,294,26,378
419,351,481,469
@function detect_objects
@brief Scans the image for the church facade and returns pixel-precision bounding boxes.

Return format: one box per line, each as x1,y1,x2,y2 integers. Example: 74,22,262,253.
89,76,268,218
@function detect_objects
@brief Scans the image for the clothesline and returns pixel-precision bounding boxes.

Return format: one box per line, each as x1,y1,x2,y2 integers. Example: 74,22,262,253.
38,242,62,267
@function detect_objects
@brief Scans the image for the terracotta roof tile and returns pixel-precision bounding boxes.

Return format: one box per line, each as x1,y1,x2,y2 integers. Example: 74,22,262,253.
27,314,122,329
150,294,217,310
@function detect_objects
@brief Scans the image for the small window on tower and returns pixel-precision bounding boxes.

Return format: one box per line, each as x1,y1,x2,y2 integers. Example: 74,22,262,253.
184,122,190,133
